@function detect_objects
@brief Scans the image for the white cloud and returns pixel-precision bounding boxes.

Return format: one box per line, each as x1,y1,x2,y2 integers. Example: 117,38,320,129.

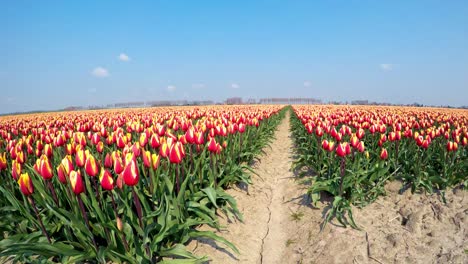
91,67,109,77
118,53,130,62
231,83,240,89
303,81,311,87
167,85,176,92
380,64,393,71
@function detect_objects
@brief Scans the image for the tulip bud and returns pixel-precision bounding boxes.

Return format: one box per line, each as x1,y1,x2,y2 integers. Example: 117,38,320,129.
116,217,123,231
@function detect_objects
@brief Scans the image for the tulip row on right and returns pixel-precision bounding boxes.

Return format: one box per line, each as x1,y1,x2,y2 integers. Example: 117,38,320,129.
291,105,468,229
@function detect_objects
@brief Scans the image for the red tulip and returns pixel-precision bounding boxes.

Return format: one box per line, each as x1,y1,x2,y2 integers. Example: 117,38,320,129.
96,141,104,153
15,150,25,164
99,169,114,191
39,155,53,180
185,128,196,144
356,141,365,153
85,154,99,177
151,154,160,170
12,160,22,180
139,132,148,147
75,149,87,167
322,140,329,151
336,142,350,157
43,143,53,157
69,170,84,195
207,137,218,153
159,142,169,158
104,153,113,168
142,150,151,168
356,128,365,139
350,135,359,148
238,123,246,133
61,155,74,175
123,159,139,186
18,172,34,196
0,152,7,171
114,155,125,174
380,148,388,160
169,142,184,164
315,126,323,137
150,134,160,149
195,131,204,145
446,141,458,152
57,164,68,184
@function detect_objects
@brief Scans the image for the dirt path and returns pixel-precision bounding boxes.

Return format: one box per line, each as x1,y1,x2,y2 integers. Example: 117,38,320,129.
188,111,299,263
188,112,467,264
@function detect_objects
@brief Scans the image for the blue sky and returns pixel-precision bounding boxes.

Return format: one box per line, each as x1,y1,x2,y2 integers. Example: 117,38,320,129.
1,1,468,113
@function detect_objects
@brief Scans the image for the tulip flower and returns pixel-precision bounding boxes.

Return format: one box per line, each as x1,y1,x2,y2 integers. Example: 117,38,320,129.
69,170,84,195
169,142,184,164
18,172,34,196
56,164,68,184
142,150,151,168
139,132,148,147
151,154,160,170
356,141,365,153
336,143,350,157
195,131,205,145
207,137,218,153
75,149,87,167
12,160,22,180
96,141,104,153
123,159,139,186
150,134,160,149
0,152,7,170
104,153,113,168
99,169,114,191
380,148,388,160
85,154,99,177
238,123,246,133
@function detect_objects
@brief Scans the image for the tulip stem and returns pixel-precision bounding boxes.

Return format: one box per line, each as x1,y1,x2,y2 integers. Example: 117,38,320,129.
110,193,129,252
132,188,150,257
29,197,51,244
339,157,346,196
175,164,180,195
77,194,98,251
47,180,59,207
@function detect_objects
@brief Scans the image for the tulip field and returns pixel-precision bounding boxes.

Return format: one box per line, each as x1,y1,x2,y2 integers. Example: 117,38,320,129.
0,105,285,263
0,104,467,263
291,105,468,228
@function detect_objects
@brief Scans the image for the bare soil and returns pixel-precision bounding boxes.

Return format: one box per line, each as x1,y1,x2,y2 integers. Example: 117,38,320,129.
187,113,468,264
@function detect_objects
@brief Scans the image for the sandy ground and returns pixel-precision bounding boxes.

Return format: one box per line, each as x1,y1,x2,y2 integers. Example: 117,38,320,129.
187,113,468,264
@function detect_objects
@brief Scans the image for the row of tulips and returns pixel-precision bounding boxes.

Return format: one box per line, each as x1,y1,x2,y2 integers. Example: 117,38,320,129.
0,105,285,263
291,105,468,228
